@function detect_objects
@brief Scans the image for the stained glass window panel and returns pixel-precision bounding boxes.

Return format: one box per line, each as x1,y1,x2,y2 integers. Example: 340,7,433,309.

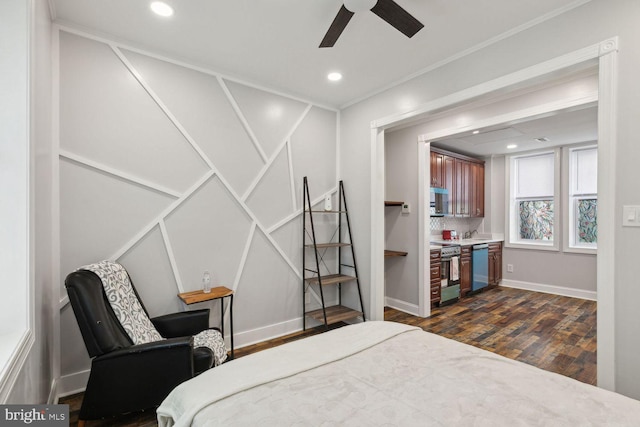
519,200,554,240
577,199,597,243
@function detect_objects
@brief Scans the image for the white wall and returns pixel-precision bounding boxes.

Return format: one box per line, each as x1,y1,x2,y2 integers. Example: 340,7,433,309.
4,0,57,404
384,129,420,309
484,156,505,235
56,29,339,393
502,248,595,292
341,0,640,399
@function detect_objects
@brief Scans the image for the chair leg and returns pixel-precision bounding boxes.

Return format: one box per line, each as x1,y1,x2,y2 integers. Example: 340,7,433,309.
77,419,86,427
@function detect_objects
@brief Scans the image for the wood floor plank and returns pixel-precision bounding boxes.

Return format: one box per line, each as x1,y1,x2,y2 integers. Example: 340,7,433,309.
389,287,596,387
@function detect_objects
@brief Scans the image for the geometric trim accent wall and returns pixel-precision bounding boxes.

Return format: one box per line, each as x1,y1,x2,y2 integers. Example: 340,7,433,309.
58,28,339,376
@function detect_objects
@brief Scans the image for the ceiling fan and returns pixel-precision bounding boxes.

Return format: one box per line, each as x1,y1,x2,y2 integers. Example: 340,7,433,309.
320,0,424,48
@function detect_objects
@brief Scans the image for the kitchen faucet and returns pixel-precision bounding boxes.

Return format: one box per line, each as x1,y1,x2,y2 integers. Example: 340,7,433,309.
463,229,478,239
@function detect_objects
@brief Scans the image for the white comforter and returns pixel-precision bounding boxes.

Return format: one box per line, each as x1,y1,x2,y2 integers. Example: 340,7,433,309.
158,321,640,426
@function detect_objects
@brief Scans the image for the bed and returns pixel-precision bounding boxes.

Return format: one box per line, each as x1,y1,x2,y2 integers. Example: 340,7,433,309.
157,321,640,426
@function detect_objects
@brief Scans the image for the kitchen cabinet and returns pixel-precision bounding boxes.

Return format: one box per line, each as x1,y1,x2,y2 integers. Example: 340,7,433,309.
430,148,484,218
455,158,470,216
430,151,445,188
443,156,455,216
460,246,471,297
488,242,502,288
470,161,484,218
430,249,441,306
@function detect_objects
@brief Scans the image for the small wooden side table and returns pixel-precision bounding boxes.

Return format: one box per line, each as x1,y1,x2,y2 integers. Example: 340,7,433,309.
178,286,234,359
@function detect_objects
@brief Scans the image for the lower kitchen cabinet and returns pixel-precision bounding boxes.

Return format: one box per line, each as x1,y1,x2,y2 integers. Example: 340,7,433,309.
488,242,502,288
430,249,441,306
460,246,471,297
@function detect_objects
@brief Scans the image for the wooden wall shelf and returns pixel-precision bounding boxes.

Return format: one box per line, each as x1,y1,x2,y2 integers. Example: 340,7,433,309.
384,201,403,206
384,250,408,257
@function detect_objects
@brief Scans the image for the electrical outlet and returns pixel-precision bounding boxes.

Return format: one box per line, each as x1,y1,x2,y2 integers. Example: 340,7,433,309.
401,203,411,214
507,264,514,273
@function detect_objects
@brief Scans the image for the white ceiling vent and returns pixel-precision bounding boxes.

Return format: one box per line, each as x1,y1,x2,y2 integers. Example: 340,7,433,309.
534,137,550,143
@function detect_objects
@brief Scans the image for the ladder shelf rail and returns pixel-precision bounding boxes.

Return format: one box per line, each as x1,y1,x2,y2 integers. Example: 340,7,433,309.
302,177,365,330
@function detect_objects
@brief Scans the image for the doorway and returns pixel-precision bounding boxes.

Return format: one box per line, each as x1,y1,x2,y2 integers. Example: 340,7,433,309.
371,37,618,390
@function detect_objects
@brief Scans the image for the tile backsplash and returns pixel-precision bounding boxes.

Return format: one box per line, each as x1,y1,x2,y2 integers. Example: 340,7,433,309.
430,216,485,237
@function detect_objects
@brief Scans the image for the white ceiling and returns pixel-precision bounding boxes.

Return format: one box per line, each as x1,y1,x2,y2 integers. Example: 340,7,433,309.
431,105,598,157
49,0,589,108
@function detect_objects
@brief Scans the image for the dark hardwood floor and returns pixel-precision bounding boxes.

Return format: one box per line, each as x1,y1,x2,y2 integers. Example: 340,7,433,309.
59,286,596,426
385,286,597,385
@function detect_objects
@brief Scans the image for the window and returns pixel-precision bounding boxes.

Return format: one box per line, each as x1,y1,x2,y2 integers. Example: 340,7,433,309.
0,0,31,399
566,145,597,252
507,150,559,250
507,146,598,253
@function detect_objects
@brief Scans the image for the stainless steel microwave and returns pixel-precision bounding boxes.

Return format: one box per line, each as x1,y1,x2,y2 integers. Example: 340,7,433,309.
430,187,449,217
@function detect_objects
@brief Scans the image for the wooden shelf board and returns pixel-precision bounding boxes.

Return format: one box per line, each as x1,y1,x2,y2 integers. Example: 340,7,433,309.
384,201,403,206
384,250,408,257
306,305,363,324
305,274,356,286
178,286,233,305
305,243,352,249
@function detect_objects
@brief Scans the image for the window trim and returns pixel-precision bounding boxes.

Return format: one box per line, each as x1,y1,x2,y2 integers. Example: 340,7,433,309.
0,0,33,401
562,143,598,255
505,149,561,251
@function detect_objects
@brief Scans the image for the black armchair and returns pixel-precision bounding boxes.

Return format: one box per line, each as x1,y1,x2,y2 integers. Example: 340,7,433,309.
65,265,217,425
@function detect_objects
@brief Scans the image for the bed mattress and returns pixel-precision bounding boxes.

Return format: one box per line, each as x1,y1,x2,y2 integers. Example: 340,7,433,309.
158,321,640,426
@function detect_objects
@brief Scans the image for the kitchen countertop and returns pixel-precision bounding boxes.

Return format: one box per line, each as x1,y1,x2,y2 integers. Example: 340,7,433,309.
431,236,504,247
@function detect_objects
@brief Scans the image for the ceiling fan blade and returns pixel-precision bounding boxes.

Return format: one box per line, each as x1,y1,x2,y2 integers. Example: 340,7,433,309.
371,0,424,38
320,5,355,48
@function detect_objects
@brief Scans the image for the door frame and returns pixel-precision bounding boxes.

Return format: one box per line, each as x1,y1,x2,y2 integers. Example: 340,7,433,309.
370,37,618,390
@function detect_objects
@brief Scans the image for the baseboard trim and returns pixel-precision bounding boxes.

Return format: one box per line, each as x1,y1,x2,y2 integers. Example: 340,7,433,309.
232,317,304,350
48,377,58,404
500,279,597,301
56,369,90,399
384,297,421,316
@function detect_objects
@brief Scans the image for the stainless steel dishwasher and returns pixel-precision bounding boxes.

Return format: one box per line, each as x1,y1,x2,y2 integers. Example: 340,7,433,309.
471,243,489,291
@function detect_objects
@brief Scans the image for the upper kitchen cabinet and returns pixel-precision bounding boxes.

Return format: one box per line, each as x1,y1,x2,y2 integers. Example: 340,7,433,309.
430,150,444,188
470,161,484,218
430,148,484,218
454,158,470,216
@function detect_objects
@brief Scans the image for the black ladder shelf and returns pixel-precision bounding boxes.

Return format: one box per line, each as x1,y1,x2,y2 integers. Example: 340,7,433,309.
302,177,365,330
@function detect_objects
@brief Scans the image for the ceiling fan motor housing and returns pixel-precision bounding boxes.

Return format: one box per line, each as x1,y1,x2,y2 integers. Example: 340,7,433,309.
344,0,378,13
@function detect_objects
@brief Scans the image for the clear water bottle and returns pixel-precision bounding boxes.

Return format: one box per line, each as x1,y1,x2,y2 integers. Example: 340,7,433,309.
202,271,211,293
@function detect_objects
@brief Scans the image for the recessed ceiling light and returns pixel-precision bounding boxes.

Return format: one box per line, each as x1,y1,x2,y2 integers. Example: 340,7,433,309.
327,72,342,82
150,1,174,17
472,130,480,135
507,144,518,149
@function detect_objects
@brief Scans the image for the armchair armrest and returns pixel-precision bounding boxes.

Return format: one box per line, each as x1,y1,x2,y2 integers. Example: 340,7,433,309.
151,309,212,338
98,336,194,360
